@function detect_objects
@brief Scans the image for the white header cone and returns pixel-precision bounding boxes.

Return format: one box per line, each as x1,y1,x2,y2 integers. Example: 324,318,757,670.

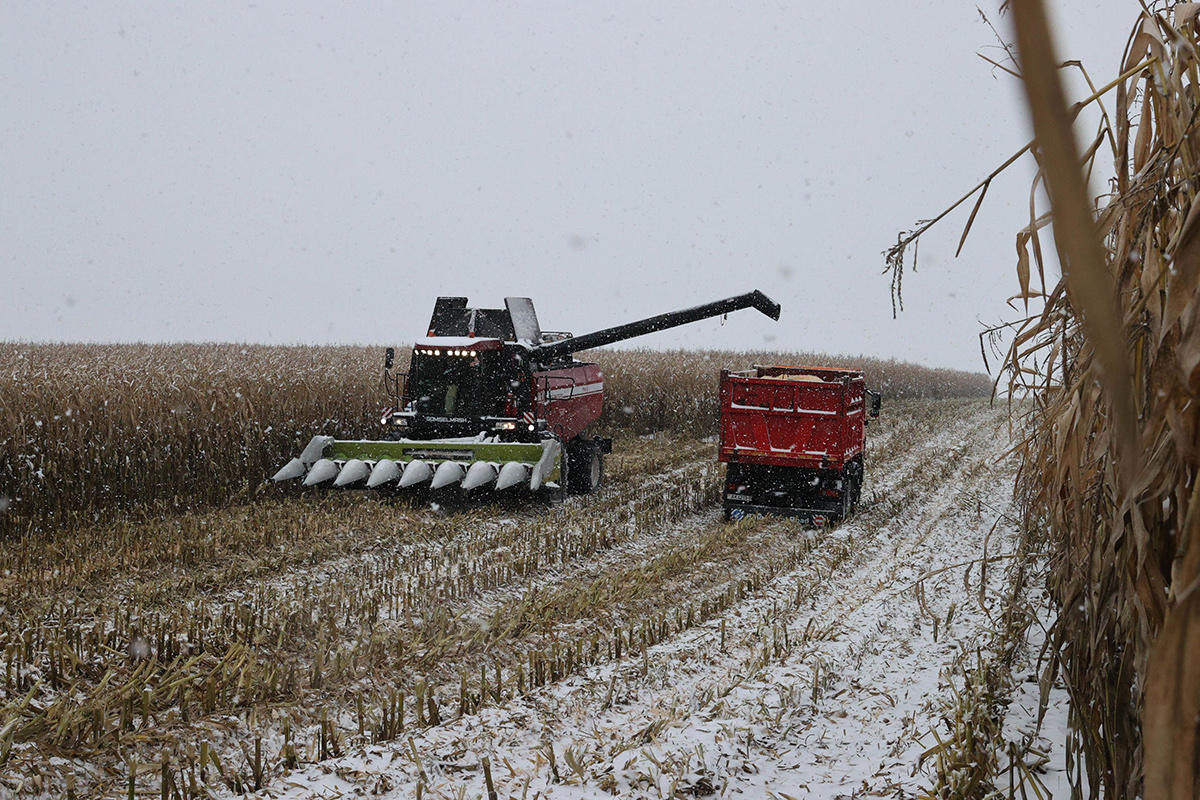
334,459,371,487
273,458,306,482
304,459,340,486
431,461,467,490
399,459,433,488
495,461,530,491
462,461,498,491
367,459,403,488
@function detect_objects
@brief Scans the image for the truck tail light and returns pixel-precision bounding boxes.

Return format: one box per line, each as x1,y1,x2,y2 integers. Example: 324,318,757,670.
820,488,841,498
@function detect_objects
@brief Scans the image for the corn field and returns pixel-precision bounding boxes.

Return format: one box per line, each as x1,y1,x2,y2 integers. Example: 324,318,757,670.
0,343,990,537
887,2,1200,796
0,331,1002,797
0,344,383,535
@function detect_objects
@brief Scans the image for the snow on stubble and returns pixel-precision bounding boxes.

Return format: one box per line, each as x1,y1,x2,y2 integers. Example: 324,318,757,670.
251,403,1036,799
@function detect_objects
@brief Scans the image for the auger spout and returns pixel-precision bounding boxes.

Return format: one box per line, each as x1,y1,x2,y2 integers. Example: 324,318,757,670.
532,290,780,360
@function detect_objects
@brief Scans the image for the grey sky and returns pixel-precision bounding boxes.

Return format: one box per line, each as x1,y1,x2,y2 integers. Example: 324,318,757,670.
1,2,1133,370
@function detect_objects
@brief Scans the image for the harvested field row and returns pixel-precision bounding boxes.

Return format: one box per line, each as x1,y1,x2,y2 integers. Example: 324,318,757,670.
256,400,1023,798
0,398,1007,798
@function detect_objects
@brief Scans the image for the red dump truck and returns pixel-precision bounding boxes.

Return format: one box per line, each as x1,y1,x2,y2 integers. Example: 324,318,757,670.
719,365,881,524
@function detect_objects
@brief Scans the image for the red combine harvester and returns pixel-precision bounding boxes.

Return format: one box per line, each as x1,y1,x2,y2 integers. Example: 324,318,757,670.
274,291,781,497
719,365,881,524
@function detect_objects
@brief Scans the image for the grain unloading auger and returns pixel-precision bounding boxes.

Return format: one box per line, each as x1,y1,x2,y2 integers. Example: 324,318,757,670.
272,290,781,496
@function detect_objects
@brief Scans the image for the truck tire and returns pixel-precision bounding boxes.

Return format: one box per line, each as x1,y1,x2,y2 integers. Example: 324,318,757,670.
846,459,864,513
567,438,603,494
837,485,853,523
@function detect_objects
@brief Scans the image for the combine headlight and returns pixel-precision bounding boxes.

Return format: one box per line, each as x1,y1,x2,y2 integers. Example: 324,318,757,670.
392,417,408,426
528,424,535,431
494,421,517,430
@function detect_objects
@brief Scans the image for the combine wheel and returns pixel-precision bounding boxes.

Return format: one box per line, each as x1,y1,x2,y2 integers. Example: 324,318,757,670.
566,437,604,494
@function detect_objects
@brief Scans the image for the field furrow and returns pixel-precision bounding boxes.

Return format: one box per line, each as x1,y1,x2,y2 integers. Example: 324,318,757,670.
0,399,1012,798
248,400,1016,799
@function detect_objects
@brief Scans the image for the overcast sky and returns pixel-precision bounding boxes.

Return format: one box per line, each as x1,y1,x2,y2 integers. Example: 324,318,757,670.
1,1,1136,370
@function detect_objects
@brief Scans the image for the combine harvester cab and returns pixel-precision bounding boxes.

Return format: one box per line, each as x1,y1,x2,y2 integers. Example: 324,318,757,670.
274,290,781,498
718,365,881,525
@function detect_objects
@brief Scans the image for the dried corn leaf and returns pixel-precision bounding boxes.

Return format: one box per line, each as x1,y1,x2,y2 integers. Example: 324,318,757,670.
1143,589,1200,800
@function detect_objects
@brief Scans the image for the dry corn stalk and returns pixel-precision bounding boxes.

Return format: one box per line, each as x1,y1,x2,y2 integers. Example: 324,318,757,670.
0,343,990,536
890,2,1200,796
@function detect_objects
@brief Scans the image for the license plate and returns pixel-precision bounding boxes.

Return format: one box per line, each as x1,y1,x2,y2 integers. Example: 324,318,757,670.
726,493,751,502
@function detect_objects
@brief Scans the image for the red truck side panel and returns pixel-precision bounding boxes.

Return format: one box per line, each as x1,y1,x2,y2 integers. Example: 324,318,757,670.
719,367,866,470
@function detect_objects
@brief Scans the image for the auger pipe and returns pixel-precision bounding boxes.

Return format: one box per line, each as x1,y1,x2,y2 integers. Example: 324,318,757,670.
532,289,781,359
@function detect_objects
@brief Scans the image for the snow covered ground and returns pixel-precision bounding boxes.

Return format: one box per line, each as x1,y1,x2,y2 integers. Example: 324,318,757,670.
1,400,1082,799
241,401,1070,799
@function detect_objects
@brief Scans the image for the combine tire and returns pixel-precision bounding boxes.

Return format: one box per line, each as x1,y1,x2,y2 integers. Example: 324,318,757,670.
567,438,604,494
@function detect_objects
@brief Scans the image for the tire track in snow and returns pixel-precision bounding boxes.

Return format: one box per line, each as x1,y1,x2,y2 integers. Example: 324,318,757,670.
261,400,1016,799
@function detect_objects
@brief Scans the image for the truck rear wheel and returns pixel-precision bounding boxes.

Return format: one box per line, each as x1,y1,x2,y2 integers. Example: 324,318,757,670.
845,459,864,516
837,484,853,522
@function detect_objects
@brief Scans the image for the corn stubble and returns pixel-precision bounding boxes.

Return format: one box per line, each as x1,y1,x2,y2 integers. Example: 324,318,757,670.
890,4,1200,797
0,337,988,796
0,431,789,796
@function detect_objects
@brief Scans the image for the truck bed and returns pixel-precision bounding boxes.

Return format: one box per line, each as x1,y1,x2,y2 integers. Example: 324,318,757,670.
718,365,866,470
